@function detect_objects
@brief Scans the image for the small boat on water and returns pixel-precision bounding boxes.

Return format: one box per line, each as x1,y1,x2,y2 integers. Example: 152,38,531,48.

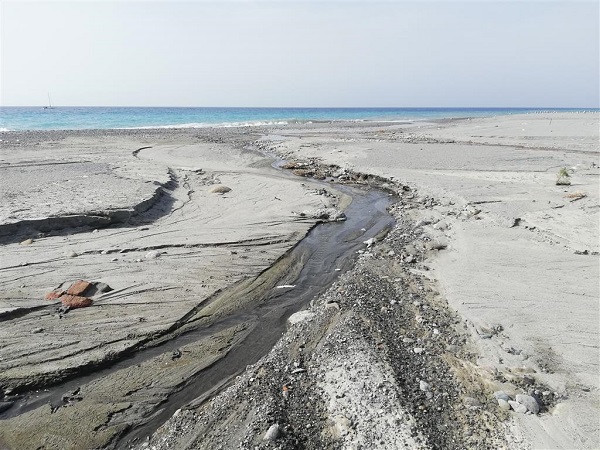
43,93,55,110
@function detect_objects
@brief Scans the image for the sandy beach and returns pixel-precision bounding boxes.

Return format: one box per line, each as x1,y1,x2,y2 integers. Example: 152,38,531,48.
0,112,598,449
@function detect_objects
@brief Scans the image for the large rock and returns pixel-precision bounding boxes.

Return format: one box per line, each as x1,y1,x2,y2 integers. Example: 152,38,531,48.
66,280,92,296
516,394,540,414
60,295,93,309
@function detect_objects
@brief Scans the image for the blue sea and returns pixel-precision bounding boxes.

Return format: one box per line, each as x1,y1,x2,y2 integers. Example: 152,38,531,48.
0,107,594,132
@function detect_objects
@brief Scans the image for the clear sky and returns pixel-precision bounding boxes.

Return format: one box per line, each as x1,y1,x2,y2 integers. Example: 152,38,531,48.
0,0,598,107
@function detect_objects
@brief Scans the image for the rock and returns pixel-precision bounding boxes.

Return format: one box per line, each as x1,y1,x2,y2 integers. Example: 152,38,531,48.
331,415,352,439
510,218,521,227
413,347,425,354
363,238,376,248
309,208,345,221
415,219,432,227
44,290,64,301
31,327,44,334
287,310,315,325
405,255,415,263
263,423,280,441
493,391,510,402
508,400,528,414
145,250,161,259
419,380,431,392
20,238,34,246
516,394,540,414
208,185,232,194
59,295,92,309
88,282,113,296
65,250,78,258
497,399,511,411
66,280,92,296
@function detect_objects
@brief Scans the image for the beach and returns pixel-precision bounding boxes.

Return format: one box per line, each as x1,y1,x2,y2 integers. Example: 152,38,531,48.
0,112,598,449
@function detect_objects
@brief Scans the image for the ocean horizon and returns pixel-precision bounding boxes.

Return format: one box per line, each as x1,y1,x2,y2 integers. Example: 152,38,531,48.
0,106,596,132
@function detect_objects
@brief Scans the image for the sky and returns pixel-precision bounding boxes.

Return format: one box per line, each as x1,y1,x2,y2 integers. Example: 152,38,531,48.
0,0,598,107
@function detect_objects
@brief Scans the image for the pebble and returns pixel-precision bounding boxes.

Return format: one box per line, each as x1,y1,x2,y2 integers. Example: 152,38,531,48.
497,399,511,411
508,400,528,414
363,238,376,248
263,424,280,441
20,238,34,246
208,185,232,194
145,250,161,259
413,347,425,354
419,380,431,392
65,250,78,258
493,391,510,402
516,394,540,414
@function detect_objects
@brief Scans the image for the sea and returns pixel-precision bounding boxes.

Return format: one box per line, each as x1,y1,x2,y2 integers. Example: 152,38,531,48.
0,107,594,132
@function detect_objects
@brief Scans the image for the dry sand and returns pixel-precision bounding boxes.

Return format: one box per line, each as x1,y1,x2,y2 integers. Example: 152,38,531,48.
0,112,598,449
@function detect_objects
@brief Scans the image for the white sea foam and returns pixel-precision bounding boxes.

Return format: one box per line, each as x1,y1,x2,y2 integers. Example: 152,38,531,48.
119,120,289,130
0,128,12,132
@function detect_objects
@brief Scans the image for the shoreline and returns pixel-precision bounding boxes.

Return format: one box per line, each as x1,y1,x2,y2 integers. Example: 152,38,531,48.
1,108,597,133
0,112,598,449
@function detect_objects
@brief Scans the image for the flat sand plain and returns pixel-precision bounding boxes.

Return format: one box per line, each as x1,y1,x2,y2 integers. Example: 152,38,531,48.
0,113,598,449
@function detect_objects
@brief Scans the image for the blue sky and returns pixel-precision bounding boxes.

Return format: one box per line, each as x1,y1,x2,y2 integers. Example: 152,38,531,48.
0,1,598,107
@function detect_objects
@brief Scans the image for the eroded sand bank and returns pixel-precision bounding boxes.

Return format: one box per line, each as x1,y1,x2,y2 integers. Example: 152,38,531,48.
0,113,598,449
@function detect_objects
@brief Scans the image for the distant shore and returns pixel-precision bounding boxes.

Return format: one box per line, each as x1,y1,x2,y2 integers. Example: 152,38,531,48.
0,112,598,449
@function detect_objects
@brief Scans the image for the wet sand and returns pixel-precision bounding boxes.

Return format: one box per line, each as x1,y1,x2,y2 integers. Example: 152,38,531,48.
0,113,598,449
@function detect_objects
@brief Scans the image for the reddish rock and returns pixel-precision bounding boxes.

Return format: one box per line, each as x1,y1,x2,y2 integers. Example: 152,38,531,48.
66,280,92,296
60,295,92,309
44,290,64,301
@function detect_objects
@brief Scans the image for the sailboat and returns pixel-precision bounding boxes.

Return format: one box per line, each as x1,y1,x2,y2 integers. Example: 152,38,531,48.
43,93,55,110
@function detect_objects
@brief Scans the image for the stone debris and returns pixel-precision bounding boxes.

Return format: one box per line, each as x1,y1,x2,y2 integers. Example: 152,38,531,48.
59,295,93,309
44,290,64,301
208,185,231,194
43,280,112,309
263,423,280,441
508,400,528,414
515,394,540,414
145,250,161,259
66,280,92,296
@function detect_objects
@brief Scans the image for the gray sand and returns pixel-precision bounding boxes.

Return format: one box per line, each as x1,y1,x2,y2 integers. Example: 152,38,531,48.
0,113,598,449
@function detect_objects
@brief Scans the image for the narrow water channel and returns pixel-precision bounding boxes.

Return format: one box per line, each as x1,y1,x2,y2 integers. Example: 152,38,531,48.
117,183,395,448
